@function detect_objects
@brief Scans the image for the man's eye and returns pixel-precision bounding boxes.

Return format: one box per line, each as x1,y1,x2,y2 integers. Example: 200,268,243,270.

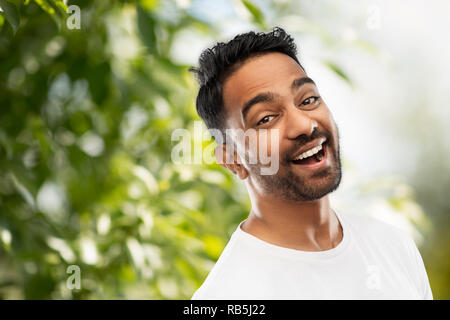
257,115,275,126
301,96,321,106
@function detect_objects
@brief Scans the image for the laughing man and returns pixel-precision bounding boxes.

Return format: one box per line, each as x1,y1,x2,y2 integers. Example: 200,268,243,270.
189,27,432,300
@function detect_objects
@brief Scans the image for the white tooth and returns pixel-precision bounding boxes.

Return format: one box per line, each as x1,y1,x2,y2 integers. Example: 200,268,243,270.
293,143,323,161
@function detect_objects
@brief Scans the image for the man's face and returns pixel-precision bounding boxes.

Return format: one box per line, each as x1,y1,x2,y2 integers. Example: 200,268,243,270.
222,52,342,201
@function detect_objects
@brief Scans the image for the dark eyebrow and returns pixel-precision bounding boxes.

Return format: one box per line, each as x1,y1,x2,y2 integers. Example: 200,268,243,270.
241,92,277,122
291,77,315,91
241,77,316,123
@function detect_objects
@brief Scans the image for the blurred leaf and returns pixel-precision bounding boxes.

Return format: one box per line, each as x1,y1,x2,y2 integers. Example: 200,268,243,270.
202,234,225,260
32,0,67,30
0,0,20,33
137,4,157,54
32,0,55,15
322,60,352,86
241,0,266,30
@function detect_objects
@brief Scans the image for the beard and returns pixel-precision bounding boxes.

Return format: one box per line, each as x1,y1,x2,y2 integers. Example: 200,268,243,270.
247,126,342,202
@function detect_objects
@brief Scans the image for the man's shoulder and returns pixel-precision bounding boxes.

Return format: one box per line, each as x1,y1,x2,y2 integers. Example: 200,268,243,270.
342,211,416,250
342,211,431,299
192,262,273,300
191,227,272,300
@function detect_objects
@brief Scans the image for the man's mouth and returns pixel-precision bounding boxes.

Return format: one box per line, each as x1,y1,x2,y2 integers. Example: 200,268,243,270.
291,139,327,166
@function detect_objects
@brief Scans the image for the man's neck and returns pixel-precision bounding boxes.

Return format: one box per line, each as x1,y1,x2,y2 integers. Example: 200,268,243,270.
241,194,343,251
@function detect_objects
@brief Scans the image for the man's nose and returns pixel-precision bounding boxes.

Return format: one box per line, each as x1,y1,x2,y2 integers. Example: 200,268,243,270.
285,106,318,140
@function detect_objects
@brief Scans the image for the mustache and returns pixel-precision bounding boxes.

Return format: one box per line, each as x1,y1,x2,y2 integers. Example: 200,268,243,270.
282,127,332,163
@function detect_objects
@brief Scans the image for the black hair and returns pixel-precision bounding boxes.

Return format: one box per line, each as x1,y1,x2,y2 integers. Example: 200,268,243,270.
190,27,304,139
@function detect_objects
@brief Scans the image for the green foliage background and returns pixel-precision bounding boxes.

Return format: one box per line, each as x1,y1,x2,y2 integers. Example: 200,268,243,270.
0,0,448,299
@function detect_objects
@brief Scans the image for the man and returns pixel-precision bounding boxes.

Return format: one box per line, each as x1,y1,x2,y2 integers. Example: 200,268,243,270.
189,27,432,299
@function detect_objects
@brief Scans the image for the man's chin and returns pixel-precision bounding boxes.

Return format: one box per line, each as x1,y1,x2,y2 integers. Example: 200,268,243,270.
277,164,342,202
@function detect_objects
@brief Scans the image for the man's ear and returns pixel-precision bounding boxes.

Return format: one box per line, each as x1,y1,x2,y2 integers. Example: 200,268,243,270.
214,143,248,180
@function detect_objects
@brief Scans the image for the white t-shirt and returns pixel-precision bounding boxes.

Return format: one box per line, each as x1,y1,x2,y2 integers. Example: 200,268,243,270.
192,211,433,300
